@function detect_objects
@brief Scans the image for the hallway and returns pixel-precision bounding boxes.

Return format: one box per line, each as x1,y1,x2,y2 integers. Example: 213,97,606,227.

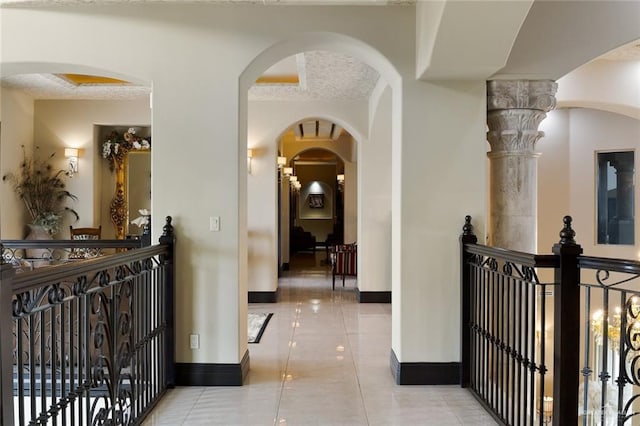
143,254,497,425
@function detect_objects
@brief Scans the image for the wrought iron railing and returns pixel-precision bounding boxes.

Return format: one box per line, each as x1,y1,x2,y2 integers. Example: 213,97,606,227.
0,216,176,426
577,256,640,425
461,215,640,426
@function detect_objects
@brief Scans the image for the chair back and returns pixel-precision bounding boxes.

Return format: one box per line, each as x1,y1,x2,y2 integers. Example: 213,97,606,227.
332,243,357,276
70,226,102,240
69,226,102,258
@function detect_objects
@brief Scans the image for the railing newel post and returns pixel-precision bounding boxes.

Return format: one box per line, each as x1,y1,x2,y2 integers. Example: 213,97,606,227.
159,216,176,388
552,215,582,426
460,215,478,388
0,244,16,425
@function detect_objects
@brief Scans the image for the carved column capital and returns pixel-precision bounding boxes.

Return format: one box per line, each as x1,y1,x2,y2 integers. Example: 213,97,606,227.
487,80,557,112
486,80,557,156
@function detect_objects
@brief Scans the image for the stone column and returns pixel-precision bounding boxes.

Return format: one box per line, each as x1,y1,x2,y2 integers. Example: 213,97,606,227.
486,80,557,252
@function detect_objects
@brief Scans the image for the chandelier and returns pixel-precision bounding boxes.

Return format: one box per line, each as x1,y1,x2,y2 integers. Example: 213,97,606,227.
591,297,640,350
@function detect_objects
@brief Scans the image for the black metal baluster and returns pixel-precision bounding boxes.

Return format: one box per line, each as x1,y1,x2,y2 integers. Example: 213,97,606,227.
158,268,164,397
51,302,58,425
39,309,46,424
616,291,627,425
17,316,25,426
582,288,591,426
29,313,36,423
61,298,67,426
83,293,90,426
485,263,490,405
601,290,610,426
539,284,547,426
133,270,140,419
513,279,523,425
522,278,530,426
478,267,488,402
491,264,497,411
144,268,151,409
528,280,536,426
498,267,504,420
471,262,478,392
69,298,77,426
503,275,514,423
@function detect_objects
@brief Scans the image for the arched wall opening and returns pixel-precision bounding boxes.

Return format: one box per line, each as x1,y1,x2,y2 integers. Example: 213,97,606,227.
279,144,349,273
0,63,152,241
240,32,401,335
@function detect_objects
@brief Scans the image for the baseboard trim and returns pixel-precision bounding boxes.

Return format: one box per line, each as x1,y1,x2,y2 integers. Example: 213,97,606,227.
356,288,391,303
390,349,460,385
248,289,279,303
175,350,250,386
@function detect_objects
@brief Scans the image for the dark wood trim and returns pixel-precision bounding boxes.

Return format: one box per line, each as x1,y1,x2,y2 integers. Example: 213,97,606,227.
390,349,460,385
175,350,250,386
248,289,279,303
356,288,391,303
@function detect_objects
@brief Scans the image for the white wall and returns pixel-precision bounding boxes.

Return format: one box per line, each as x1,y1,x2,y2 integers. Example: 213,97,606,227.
539,107,640,260
393,80,487,362
557,59,640,120
358,83,392,292
0,88,34,239
569,109,640,259
538,108,571,253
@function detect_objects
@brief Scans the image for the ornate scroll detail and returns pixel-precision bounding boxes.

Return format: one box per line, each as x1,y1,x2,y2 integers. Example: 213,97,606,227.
110,158,128,239
89,280,135,425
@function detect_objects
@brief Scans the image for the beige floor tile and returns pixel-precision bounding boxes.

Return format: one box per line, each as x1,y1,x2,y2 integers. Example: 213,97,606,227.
143,252,497,426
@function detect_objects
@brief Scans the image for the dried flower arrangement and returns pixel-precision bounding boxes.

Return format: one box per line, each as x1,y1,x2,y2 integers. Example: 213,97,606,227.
2,145,79,236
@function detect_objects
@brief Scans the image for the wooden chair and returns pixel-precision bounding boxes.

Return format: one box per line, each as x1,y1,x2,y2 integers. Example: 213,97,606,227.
330,243,357,290
69,226,102,259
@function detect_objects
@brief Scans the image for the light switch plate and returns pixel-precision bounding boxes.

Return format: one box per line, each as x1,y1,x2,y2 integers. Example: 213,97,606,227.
210,216,220,232
189,334,199,349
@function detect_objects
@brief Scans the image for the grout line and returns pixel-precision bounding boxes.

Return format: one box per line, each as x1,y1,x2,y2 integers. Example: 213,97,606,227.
338,285,372,426
273,285,304,424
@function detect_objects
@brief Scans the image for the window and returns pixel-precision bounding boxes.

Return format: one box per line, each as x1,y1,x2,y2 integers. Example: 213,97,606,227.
596,151,635,245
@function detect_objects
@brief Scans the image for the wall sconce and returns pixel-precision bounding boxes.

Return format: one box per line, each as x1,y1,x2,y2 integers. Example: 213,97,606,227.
64,148,79,177
283,167,293,177
289,175,298,184
337,174,345,184
247,149,253,174
277,156,287,168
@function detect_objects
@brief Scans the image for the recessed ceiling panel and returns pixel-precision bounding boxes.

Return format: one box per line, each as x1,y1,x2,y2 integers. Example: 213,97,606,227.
58,73,131,85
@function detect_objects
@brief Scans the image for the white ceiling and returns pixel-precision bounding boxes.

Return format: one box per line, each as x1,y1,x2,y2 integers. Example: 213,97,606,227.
0,0,637,103
0,0,413,4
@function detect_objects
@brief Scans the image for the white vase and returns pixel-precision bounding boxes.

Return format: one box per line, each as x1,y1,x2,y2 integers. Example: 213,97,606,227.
25,223,53,260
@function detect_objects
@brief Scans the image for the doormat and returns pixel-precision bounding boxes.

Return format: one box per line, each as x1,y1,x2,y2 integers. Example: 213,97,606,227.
248,313,273,343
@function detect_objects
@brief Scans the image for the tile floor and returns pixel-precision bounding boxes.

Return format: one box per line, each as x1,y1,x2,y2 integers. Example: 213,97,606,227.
143,252,498,425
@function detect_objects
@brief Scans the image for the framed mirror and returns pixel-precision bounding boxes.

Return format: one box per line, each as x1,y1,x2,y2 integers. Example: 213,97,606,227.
98,125,151,239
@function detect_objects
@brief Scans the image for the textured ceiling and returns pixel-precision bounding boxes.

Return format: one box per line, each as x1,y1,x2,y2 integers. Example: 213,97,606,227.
250,51,379,101
0,50,380,102
1,73,152,100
